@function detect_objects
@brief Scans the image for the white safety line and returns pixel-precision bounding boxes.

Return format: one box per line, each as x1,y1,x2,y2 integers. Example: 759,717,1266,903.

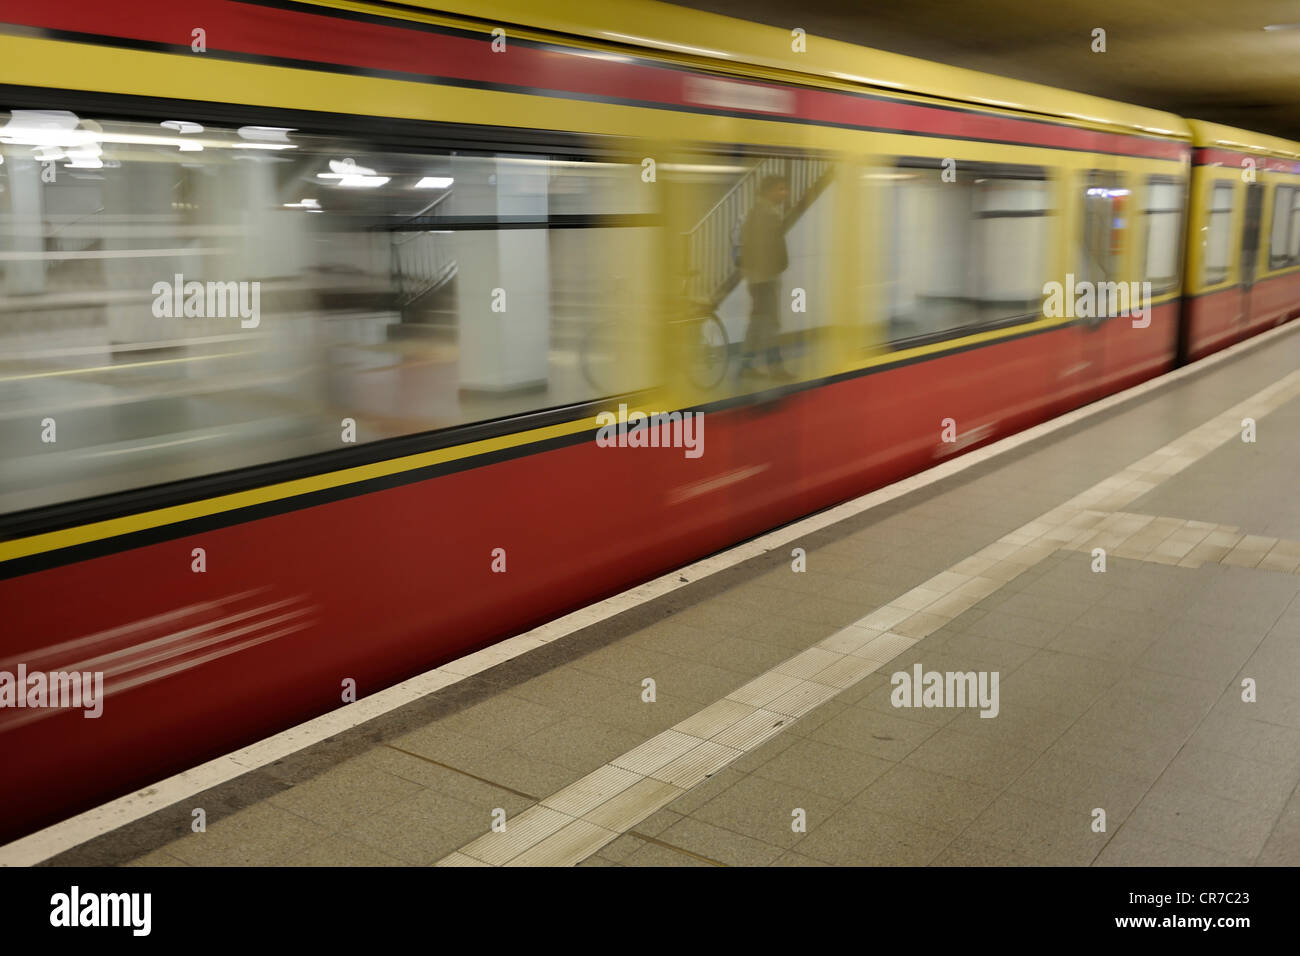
435,358,1300,866
3,320,1298,867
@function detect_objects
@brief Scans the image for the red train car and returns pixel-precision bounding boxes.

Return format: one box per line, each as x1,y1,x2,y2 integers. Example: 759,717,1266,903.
0,0,1296,843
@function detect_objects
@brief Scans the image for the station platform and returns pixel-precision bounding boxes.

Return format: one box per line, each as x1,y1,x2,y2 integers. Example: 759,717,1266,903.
11,322,1300,868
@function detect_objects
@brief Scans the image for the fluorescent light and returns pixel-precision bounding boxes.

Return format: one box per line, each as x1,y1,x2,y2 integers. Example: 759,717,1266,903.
238,125,294,142
319,158,375,177
318,173,389,187
414,176,454,189
317,158,388,187
1,110,95,149
3,110,80,133
1263,23,1300,31
161,121,204,151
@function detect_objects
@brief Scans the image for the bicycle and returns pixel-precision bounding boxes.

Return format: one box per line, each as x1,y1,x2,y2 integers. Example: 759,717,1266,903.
580,277,730,394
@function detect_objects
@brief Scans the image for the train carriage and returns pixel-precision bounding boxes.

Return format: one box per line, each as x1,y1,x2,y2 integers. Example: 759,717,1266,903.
1182,120,1300,361
0,0,1295,842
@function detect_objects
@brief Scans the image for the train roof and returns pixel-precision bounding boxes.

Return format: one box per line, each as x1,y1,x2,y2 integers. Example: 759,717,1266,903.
1187,120,1300,160
398,0,1191,140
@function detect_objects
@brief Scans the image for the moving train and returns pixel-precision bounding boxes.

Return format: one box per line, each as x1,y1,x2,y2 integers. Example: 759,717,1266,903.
2,0,1299,843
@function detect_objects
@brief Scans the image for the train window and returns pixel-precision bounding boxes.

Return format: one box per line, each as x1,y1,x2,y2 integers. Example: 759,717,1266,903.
1202,181,1235,286
881,159,1051,347
1270,184,1299,269
1080,170,1127,288
0,108,659,513
668,148,834,390
1139,178,1184,294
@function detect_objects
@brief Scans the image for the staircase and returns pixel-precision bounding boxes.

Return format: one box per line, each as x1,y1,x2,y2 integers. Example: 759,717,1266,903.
384,156,834,332
683,155,833,307
393,228,457,310
390,191,458,334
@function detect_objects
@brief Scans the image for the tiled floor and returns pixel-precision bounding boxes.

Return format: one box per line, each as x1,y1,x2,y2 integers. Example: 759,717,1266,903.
36,323,1300,867
593,553,1296,867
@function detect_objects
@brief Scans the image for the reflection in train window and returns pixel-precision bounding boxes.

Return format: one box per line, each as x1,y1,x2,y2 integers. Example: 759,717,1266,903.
1269,184,1300,270
670,149,834,389
1202,181,1235,286
1140,178,1185,294
1079,170,1127,289
881,159,1051,347
0,108,657,513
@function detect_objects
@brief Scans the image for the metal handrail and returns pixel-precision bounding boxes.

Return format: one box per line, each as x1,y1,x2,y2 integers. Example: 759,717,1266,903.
393,231,456,307
390,189,457,307
392,189,455,247
683,156,831,306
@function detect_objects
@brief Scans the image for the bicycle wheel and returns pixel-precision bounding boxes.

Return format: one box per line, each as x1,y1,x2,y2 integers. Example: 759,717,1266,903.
688,313,730,391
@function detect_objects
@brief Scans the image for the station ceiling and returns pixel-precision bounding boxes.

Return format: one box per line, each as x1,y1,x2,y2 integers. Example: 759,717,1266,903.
672,0,1300,141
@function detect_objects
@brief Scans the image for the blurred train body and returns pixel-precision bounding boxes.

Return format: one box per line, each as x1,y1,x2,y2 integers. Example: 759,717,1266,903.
1,0,1299,842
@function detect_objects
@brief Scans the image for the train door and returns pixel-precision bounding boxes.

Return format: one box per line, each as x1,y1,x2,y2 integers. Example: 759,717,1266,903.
1134,174,1187,375
1076,166,1127,403
1238,181,1265,328
656,144,836,541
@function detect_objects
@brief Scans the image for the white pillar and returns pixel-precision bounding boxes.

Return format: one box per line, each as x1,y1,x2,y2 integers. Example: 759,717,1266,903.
3,151,46,296
454,155,550,392
102,155,182,346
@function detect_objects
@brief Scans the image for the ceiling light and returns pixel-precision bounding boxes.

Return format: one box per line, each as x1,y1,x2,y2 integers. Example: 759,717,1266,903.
1,110,95,149
161,121,205,151
414,176,454,189
318,158,389,187
323,158,375,177
238,126,294,142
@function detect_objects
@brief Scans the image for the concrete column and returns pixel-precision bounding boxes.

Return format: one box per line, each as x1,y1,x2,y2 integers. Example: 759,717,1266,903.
3,150,46,296
101,154,185,346
454,155,550,392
